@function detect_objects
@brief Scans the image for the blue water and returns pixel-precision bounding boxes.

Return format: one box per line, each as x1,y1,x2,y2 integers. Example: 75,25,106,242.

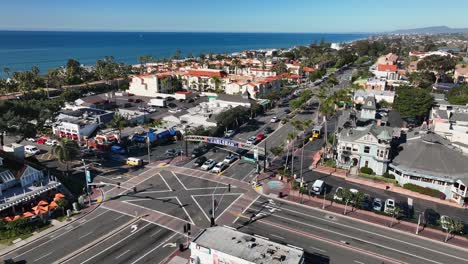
0,31,369,76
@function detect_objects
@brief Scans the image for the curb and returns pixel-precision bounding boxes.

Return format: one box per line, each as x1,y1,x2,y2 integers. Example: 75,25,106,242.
256,188,468,252
0,202,102,257
53,217,141,264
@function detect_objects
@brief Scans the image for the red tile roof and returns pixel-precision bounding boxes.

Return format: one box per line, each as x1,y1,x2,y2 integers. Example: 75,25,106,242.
377,64,397,72
187,69,227,77
302,67,315,72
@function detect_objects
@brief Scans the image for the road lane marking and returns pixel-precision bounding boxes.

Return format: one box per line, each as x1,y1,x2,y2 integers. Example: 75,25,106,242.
79,231,93,239
232,195,260,223
266,213,443,264
33,251,53,262
10,209,110,259
150,229,162,238
121,200,192,225
191,195,211,222
115,249,130,259
79,222,151,264
215,193,244,222
174,196,195,225
253,200,467,262
114,214,126,221
171,171,188,190
159,172,173,191
271,234,285,240
354,261,365,264
309,246,326,252
129,233,178,264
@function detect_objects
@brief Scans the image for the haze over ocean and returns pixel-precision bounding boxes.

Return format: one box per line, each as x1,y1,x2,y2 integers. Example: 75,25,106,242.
0,31,368,75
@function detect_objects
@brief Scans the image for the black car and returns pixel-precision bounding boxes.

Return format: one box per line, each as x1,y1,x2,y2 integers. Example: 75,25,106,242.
168,102,177,108
193,156,207,167
191,147,207,158
263,126,273,134
165,148,182,157
284,108,291,114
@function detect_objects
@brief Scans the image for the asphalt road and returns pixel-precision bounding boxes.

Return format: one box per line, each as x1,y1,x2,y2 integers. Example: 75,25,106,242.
235,196,468,264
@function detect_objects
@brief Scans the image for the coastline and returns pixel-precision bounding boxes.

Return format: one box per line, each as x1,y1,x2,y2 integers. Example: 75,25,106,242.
0,31,369,76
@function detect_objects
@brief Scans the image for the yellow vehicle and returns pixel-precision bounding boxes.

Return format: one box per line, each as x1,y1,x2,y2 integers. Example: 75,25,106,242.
126,157,143,167
311,125,323,139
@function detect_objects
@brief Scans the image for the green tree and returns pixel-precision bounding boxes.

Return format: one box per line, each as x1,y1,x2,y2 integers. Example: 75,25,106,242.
56,198,69,216
65,58,83,85
447,84,468,105
3,67,11,78
52,138,80,175
108,114,128,141
272,61,288,74
211,76,223,92
417,55,457,83
393,86,433,120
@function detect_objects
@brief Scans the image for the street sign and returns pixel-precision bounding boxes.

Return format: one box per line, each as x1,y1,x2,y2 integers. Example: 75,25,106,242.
85,170,91,184
206,137,238,147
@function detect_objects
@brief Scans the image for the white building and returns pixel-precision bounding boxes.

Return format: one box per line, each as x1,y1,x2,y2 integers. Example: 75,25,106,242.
127,73,175,97
372,64,399,80
190,226,304,264
389,133,468,206
336,124,395,175
53,108,114,141
354,90,395,104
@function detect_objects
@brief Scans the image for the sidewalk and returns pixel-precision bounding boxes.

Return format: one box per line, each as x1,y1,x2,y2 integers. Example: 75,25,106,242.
280,186,468,249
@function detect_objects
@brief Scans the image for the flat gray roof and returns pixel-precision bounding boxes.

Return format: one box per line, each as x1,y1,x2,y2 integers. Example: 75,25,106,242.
192,226,303,264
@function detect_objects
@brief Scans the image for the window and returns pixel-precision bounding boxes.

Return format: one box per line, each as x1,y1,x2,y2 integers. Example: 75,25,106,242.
364,146,370,153
421,178,433,183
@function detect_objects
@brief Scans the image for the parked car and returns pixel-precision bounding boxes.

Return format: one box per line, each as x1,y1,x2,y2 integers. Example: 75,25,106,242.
384,199,396,214
245,136,257,146
263,126,273,134
256,133,265,142
24,145,40,155
126,157,142,167
80,148,96,158
168,102,177,108
373,198,383,212
165,149,182,157
168,108,181,113
146,107,157,113
280,119,288,124
284,108,291,114
201,159,216,171
37,138,47,145
127,98,134,102
333,187,344,202
111,145,127,154
362,194,372,209
270,116,279,123
311,180,324,195
45,140,58,146
135,99,142,103
225,130,236,138
193,156,207,167
223,155,237,164
349,188,359,204
25,137,37,142
211,162,228,173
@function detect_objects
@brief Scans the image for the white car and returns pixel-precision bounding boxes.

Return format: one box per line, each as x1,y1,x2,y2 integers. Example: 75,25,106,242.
146,107,157,113
201,159,216,171
270,116,279,123
25,137,37,142
45,140,58,146
245,136,257,146
211,162,228,173
384,199,396,214
168,108,181,113
24,145,40,155
225,130,236,138
373,198,383,212
333,187,344,202
223,155,237,164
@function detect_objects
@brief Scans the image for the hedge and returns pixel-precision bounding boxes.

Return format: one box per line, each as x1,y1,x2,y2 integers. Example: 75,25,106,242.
403,183,446,199
360,167,374,175
358,173,397,184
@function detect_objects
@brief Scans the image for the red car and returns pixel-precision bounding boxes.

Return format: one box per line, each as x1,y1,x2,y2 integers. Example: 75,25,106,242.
256,133,265,141
37,138,47,144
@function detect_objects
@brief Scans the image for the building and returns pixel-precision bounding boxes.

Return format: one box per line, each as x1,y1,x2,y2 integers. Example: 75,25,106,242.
127,73,176,96
365,78,387,91
190,226,304,264
372,64,399,80
376,53,398,65
53,107,114,141
454,64,468,83
183,69,228,91
359,96,377,120
389,133,468,206
354,90,395,104
336,124,395,175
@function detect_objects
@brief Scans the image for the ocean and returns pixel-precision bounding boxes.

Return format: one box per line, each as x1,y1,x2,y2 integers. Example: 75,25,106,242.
0,31,369,76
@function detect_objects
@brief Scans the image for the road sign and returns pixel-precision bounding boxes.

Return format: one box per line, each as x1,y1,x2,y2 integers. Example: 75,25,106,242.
85,170,91,184
206,137,238,147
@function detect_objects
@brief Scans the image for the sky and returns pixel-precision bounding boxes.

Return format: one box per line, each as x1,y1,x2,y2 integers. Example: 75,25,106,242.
1,0,468,33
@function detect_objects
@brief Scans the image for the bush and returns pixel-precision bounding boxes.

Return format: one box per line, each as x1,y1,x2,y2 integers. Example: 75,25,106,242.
322,159,336,168
403,183,445,199
360,167,374,175
383,172,395,179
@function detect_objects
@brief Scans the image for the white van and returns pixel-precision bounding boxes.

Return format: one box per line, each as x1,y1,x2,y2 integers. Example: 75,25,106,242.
24,145,40,155
311,180,325,195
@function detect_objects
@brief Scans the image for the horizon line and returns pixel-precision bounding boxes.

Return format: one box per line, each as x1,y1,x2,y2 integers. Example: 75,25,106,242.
0,28,379,35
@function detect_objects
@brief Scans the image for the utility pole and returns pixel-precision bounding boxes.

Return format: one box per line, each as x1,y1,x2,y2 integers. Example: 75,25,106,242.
416,213,421,235
263,139,267,172
147,137,151,164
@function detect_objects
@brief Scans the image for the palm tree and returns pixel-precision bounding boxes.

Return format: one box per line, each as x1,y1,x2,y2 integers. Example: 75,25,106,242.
390,206,402,228
342,188,354,215
211,76,222,93
285,132,296,172
108,114,128,142
52,138,80,176
442,216,464,242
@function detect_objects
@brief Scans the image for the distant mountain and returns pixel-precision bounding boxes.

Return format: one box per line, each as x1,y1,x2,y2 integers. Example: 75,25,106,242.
390,26,468,34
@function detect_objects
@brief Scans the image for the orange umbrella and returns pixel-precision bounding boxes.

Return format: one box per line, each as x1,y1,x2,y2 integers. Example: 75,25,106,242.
54,193,65,201
37,200,49,206
33,205,48,215
49,201,58,210
12,215,22,221
22,212,35,218
4,216,13,222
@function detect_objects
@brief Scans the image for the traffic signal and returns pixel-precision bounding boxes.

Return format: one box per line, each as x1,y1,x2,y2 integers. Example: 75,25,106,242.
186,223,191,232
117,182,121,189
